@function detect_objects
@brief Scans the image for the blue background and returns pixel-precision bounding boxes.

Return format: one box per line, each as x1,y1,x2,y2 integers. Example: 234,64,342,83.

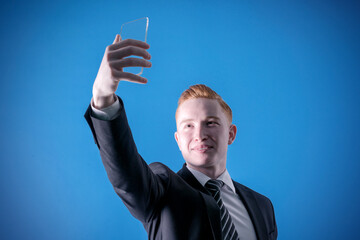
1,0,359,239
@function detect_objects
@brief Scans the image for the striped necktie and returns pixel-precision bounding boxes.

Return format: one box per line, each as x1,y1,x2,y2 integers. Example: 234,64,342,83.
205,179,240,240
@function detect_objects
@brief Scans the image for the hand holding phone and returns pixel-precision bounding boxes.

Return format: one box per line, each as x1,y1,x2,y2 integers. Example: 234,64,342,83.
92,18,151,109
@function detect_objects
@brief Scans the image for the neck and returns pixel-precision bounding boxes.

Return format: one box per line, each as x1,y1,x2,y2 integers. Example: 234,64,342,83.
186,163,226,179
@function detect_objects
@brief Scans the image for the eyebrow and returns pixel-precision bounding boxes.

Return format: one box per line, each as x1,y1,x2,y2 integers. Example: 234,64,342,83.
179,116,221,125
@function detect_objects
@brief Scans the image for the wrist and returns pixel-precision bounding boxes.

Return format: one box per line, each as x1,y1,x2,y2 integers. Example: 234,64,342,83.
92,94,116,109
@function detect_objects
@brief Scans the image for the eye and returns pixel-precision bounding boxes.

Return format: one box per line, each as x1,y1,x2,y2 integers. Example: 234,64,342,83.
207,121,218,126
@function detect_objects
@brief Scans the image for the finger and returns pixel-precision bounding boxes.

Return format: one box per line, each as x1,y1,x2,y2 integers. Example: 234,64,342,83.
110,58,152,69
108,46,151,60
113,34,120,44
109,38,150,51
113,69,148,84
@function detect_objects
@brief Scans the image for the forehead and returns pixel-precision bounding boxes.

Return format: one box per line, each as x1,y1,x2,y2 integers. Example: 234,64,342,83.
176,98,226,121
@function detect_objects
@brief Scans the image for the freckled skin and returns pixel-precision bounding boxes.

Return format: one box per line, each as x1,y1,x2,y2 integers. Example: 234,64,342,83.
175,98,237,179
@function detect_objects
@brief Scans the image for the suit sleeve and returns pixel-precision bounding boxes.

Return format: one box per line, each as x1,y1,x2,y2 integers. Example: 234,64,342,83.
270,199,278,239
84,96,166,223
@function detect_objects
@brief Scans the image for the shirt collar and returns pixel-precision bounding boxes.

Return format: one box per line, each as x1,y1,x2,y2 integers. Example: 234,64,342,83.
186,165,236,193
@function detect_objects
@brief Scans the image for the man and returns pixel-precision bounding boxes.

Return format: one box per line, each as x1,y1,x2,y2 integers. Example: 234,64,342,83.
85,35,277,240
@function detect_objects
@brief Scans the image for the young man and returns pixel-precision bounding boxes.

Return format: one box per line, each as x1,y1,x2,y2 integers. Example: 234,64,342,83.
85,35,277,240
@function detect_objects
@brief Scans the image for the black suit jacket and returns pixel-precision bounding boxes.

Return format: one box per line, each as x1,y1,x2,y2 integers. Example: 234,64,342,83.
85,97,278,240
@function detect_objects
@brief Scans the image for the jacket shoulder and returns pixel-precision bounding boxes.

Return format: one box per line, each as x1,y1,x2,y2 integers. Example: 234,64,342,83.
233,181,273,206
149,162,176,176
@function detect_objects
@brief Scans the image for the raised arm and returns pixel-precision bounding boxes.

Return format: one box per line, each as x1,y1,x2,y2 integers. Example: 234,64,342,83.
85,36,167,223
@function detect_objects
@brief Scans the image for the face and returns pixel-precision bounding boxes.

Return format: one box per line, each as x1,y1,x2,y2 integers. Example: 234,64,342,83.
175,98,237,177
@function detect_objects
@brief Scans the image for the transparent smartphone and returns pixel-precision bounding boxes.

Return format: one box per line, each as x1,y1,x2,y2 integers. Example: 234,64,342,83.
120,17,149,75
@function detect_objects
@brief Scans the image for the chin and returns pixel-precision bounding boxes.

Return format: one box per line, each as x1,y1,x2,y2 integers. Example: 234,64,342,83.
186,158,215,169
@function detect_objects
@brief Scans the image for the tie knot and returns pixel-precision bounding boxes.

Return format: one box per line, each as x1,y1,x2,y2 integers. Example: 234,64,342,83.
205,179,224,193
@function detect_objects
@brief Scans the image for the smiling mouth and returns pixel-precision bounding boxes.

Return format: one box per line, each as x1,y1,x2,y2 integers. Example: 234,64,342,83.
192,145,213,153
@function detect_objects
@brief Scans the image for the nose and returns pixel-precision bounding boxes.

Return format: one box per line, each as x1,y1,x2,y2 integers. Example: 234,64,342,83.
194,125,208,142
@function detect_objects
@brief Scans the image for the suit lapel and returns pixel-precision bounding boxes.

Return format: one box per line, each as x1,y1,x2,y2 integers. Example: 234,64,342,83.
177,164,207,194
177,164,222,240
233,181,268,240
200,192,222,240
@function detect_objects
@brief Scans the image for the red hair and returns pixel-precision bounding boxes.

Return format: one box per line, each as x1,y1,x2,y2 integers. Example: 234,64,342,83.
176,84,232,123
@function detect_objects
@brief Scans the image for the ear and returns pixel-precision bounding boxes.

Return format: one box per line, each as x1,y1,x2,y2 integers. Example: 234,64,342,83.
174,132,181,150
228,124,237,145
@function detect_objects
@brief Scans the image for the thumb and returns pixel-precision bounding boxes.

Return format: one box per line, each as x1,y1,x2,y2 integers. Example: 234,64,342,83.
113,34,120,44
